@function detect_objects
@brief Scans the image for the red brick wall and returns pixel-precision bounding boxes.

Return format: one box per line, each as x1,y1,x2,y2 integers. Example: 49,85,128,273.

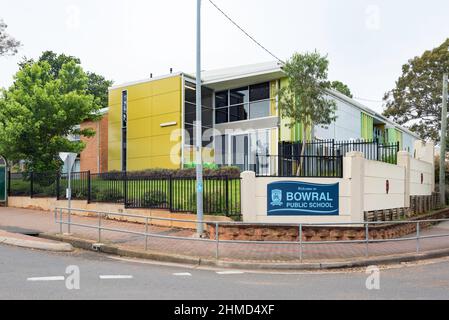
80,114,108,173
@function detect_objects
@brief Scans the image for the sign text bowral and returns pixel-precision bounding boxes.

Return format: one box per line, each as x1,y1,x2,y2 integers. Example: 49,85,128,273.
267,181,339,216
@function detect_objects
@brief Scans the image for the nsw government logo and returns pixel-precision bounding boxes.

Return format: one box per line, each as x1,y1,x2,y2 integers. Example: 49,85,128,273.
270,189,283,206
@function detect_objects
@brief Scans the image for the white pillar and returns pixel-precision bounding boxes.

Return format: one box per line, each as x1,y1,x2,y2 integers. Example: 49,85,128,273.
346,151,365,223
397,151,411,208
240,171,257,223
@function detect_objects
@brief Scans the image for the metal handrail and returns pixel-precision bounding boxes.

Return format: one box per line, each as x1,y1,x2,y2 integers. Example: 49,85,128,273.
54,206,449,262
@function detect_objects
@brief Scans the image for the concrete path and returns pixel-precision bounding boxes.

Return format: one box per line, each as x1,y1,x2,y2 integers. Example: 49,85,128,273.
1,207,449,264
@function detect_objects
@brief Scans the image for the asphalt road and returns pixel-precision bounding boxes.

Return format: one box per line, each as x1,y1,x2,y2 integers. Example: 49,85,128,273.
1,244,449,300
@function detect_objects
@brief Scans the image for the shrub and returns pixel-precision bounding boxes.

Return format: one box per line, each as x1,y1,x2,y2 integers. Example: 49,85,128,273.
105,166,241,179
142,190,167,208
95,188,123,202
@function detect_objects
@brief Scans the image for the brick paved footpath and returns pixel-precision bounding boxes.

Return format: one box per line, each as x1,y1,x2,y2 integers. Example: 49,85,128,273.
1,207,449,263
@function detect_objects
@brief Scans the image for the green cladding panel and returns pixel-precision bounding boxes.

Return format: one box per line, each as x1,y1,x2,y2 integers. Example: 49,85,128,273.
361,113,374,140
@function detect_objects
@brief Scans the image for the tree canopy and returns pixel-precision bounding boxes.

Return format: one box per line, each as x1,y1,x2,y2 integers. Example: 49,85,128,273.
0,60,100,172
278,51,337,139
383,39,449,142
330,80,353,98
19,51,113,108
0,19,21,56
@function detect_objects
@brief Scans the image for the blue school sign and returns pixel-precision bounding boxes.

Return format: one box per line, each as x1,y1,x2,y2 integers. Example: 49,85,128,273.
267,181,339,216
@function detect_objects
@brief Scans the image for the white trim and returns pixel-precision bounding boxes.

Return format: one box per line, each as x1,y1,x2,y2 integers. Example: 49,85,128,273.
160,121,177,128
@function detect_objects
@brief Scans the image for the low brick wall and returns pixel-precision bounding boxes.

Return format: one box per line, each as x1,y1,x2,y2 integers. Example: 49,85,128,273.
207,207,449,242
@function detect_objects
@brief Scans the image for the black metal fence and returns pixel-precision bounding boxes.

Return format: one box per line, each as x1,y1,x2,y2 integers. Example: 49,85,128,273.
279,139,400,165
8,171,241,218
255,155,344,178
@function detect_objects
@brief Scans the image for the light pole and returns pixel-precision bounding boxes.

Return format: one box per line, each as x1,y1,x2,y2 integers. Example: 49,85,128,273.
195,0,204,236
440,73,448,206
59,152,77,234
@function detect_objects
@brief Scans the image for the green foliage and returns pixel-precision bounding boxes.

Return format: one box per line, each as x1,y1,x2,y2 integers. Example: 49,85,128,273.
278,51,337,137
184,162,218,170
0,19,21,56
106,166,241,179
19,51,113,109
143,190,167,207
383,39,449,142
95,188,123,202
330,80,353,98
0,59,100,172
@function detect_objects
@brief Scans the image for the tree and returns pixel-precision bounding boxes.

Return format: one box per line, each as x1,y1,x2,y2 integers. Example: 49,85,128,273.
383,39,449,142
0,19,21,56
278,51,337,174
19,51,113,108
330,80,353,98
0,60,100,172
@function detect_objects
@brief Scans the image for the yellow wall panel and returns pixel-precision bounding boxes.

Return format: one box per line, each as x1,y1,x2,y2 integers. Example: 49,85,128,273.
152,77,181,96
127,158,152,171
108,121,121,143
108,141,121,161
128,118,151,139
109,89,122,106
151,156,179,169
128,98,152,120
128,137,152,158
109,104,121,123
127,82,154,101
108,75,183,171
108,160,121,172
150,135,179,157
152,92,181,116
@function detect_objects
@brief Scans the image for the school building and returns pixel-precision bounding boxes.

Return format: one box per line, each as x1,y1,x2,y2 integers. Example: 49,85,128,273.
81,61,421,174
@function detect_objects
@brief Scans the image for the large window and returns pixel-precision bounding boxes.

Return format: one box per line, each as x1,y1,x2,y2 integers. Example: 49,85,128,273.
184,82,214,147
215,82,271,124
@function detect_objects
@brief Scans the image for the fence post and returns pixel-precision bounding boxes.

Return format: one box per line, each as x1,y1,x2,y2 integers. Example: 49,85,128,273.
56,171,60,200
169,175,173,212
416,221,420,254
124,171,128,207
365,223,369,257
7,169,11,196
215,222,219,260
145,217,148,251
98,212,102,243
30,171,34,198
87,171,91,204
225,176,229,216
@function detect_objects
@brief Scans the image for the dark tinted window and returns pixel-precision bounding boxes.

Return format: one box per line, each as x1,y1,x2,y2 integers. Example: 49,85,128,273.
230,87,249,106
249,82,270,101
215,91,228,108
230,104,248,122
215,108,228,124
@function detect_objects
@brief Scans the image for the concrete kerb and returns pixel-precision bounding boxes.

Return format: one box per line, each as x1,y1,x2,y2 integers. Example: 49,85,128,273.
0,235,73,252
38,232,449,271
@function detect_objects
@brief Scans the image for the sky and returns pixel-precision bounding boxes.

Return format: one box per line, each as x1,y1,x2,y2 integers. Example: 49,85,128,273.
0,0,448,113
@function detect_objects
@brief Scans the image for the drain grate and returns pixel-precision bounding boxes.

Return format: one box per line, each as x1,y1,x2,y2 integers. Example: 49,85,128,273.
0,226,40,237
